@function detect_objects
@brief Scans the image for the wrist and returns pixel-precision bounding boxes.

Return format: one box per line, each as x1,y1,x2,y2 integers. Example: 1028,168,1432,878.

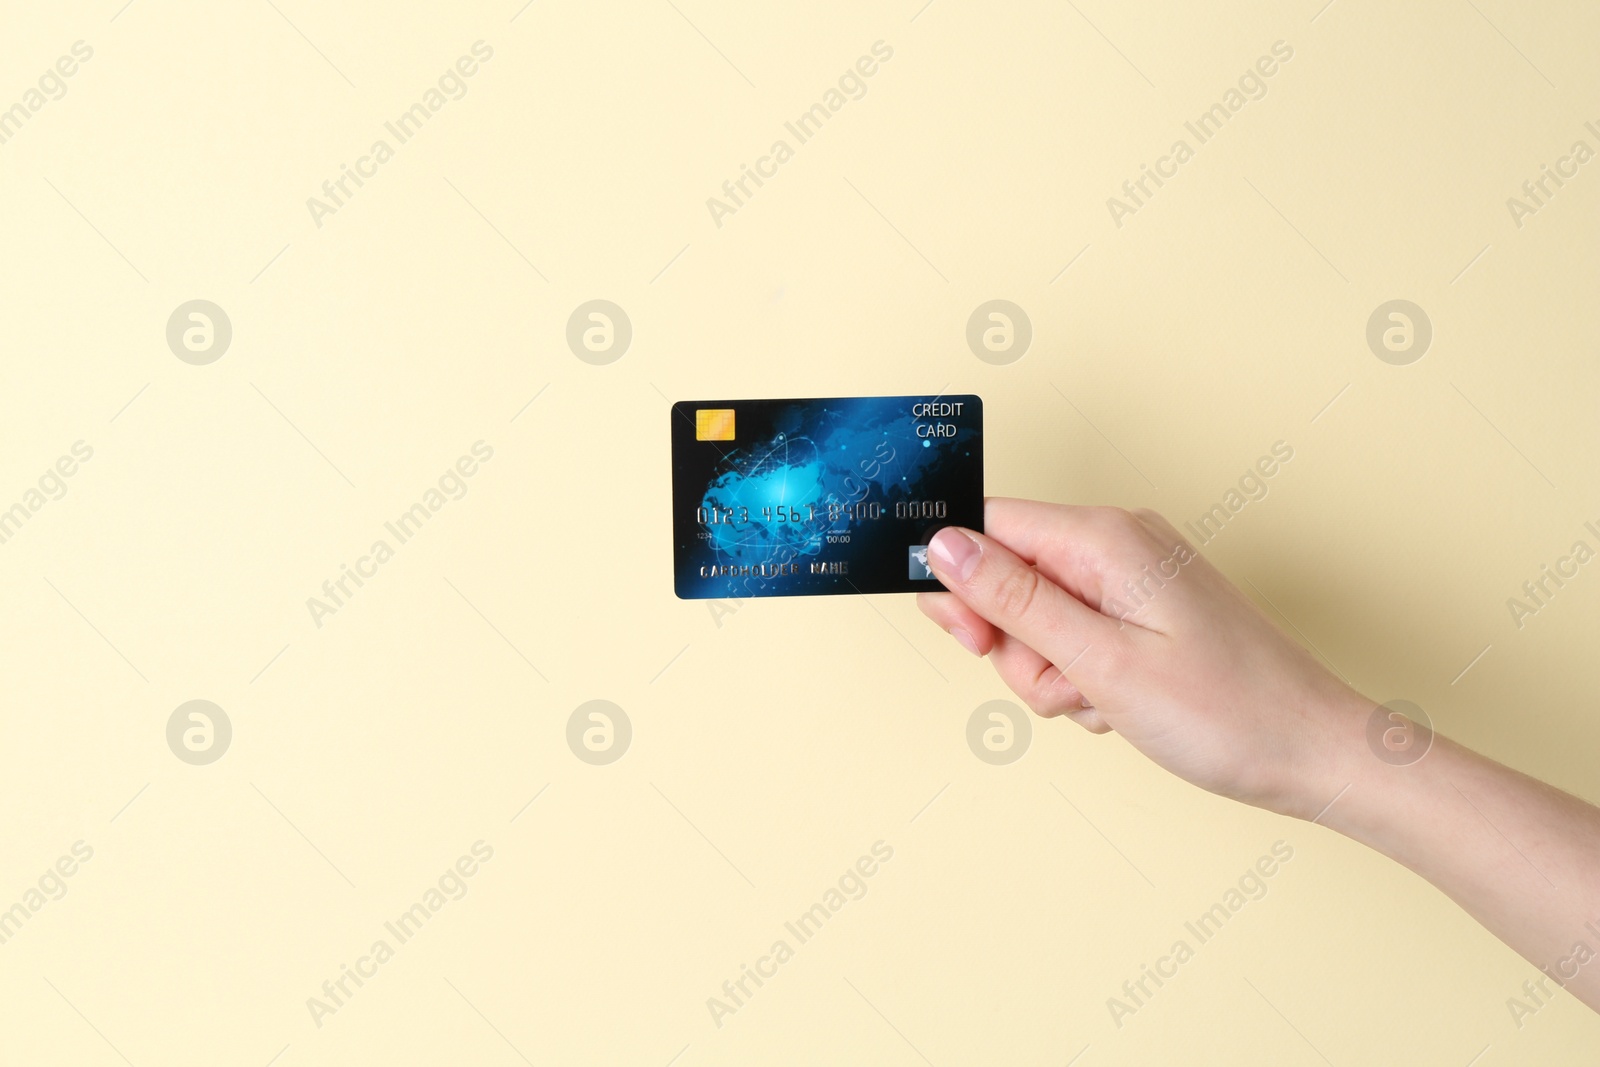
1273,685,1397,824
1291,689,1460,854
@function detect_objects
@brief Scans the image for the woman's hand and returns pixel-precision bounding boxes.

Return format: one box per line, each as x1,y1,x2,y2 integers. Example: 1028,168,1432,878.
918,498,1371,819
920,498,1600,1015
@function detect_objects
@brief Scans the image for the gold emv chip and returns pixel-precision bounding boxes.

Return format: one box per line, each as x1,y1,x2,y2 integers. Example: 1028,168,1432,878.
696,408,735,441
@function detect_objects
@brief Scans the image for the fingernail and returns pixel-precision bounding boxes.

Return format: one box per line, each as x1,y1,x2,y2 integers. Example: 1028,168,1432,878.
928,528,981,582
950,627,981,656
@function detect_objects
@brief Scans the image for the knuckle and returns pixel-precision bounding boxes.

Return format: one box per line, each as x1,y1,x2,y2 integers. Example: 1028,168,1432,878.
1093,506,1143,542
989,563,1042,621
1099,507,1166,565
1110,508,1146,536
1135,507,1183,543
1030,676,1080,715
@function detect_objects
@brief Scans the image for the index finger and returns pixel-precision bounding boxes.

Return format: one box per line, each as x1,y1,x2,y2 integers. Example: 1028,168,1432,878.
925,525,1127,691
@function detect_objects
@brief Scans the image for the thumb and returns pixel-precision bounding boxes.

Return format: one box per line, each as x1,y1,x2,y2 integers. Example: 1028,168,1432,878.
926,526,1126,690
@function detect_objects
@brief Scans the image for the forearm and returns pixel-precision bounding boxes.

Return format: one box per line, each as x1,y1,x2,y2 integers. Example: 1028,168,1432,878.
1313,695,1600,1010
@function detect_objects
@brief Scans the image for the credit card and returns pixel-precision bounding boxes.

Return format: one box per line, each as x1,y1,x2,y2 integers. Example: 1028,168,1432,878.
671,394,983,599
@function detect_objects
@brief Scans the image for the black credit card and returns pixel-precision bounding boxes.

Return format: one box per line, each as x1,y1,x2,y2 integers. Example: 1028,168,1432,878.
671,395,983,599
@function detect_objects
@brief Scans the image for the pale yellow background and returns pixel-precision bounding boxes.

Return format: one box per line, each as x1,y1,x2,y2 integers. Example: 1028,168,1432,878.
3,0,1598,1063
